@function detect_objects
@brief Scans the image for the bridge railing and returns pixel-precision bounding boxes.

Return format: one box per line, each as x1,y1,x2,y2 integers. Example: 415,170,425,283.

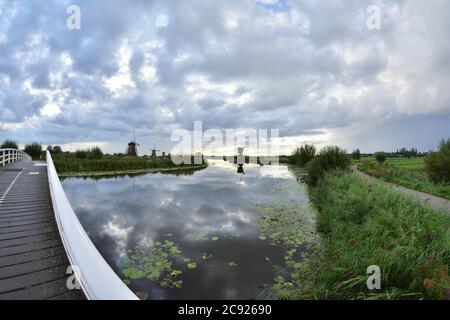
46,150,138,300
0,148,32,167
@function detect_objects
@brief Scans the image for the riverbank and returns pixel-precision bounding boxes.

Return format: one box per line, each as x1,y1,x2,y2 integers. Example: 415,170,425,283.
273,170,450,300
53,155,208,177
57,164,209,178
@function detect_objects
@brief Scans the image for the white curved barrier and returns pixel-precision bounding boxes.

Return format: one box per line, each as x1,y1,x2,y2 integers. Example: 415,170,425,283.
0,148,31,166
46,151,139,300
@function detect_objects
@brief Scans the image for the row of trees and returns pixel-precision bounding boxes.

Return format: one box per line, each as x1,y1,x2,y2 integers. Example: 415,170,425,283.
1,139,105,161
1,140,43,159
290,138,449,185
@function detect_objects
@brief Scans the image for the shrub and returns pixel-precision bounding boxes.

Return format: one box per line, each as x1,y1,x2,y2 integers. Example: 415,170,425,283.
425,139,450,184
352,149,361,160
1,139,18,149
290,144,316,166
306,146,351,185
24,142,42,160
75,149,88,159
374,151,387,164
88,146,103,159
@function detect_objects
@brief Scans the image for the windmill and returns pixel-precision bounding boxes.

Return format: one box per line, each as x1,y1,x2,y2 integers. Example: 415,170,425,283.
150,144,161,158
126,132,140,157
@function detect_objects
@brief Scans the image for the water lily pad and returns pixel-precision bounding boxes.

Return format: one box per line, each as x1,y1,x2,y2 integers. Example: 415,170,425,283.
211,236,220,241
201,253,213,260
187,262,197,269
228,261,238,267
122,267,145,280
122,240,184,289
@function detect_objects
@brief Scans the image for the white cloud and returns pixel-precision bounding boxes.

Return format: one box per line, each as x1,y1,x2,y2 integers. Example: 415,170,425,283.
0,0,449,153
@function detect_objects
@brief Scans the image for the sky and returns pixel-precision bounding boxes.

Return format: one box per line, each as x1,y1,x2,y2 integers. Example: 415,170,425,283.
0,0,449,155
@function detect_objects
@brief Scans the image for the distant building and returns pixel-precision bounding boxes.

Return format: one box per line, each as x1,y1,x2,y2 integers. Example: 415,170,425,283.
126,141,139,157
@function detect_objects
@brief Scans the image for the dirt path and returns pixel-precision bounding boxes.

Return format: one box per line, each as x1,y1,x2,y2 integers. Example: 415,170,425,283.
351,165,450,213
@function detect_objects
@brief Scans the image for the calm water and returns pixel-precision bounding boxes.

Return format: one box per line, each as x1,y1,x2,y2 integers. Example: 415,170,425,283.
61,160,314,300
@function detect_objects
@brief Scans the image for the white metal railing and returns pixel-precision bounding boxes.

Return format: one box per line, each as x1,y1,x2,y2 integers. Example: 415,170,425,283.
46,151,138,300
0,148,32,166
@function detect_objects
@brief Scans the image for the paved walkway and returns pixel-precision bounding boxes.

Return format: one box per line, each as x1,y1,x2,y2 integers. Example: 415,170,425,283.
352,166,450,213
0,162,85,300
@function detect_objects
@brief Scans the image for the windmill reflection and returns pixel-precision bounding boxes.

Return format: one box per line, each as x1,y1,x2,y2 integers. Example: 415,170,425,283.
236,147,245,182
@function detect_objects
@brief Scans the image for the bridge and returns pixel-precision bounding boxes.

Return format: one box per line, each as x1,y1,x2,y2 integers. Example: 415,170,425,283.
0,149,138,300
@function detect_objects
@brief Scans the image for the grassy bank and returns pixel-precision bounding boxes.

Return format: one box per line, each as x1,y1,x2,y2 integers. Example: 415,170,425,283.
273,171,449,300
54,156,208,177
357,158,450,200
57,165,208,178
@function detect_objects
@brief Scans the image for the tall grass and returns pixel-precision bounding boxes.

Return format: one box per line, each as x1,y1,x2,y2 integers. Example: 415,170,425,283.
277,171,450,300
53,155,206,174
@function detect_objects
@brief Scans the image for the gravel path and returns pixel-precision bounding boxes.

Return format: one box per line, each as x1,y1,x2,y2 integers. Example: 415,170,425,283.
351,166,450,213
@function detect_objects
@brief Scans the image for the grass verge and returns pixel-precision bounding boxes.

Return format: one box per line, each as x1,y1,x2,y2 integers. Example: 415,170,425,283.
57,165,208,178
54,156,207,177
273,171,450,300
358,160,450,200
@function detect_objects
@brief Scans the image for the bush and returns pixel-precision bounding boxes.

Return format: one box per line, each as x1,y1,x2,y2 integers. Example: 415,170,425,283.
24,142,42,160
88,146,103,159
1,139,18,149
306,146,351,185
75,149,88,159
425,139,450,184
290,144,316,166
374,151,387,164
352,149,361,160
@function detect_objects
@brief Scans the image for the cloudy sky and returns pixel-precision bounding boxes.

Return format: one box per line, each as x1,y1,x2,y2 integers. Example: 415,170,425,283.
0,0,449,155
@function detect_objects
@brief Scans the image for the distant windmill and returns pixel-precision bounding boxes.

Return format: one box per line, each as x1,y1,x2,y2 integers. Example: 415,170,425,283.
126,132,140,157
150,144,161,158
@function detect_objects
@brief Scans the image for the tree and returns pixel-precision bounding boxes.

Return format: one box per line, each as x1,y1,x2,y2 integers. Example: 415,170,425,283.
374,152,387,165
352,149,361,160
425,138,450,184
47,145,63,154
1,139,18,149
24,142,42,160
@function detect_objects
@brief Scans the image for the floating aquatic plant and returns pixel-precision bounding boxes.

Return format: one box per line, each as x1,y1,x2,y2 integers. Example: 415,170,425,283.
253,181,319,298
122,240,184,289
201,253,213,260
